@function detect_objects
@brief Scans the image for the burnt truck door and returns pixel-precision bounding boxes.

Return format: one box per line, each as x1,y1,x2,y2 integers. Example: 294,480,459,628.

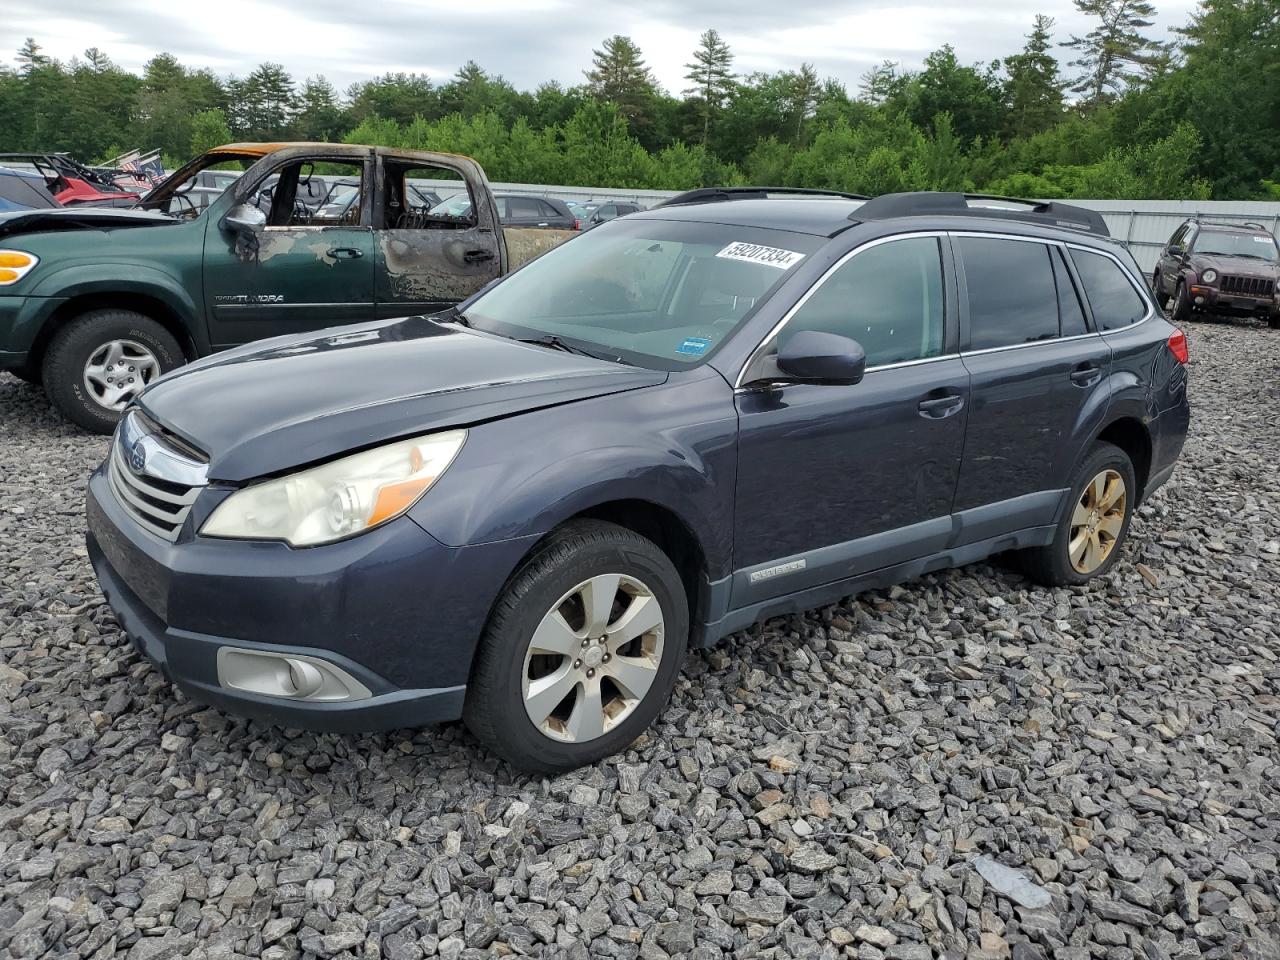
201,150,376,349
372,150,505,318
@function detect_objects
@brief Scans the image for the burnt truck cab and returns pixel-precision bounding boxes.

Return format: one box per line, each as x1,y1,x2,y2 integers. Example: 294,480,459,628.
1152,219,1280,329
0,142,574,431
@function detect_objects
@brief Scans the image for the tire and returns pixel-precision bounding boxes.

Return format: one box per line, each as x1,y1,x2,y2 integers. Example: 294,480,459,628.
464,520,689,774
1152,272,1170,309
1020,442,1137,588
41,309,184,434
1170,281,1193,324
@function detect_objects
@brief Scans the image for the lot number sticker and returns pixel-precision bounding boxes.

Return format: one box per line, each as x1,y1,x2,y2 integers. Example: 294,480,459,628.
716,241,805,270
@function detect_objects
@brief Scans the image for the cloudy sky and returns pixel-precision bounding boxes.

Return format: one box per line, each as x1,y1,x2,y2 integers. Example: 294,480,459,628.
4,0,1198,94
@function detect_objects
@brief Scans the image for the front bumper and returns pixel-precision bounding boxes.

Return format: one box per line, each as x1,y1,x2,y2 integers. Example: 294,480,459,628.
1191,286,1279,316
86,467,535,733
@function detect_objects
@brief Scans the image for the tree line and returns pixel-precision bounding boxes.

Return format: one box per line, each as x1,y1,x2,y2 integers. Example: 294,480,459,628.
1,0,1276,201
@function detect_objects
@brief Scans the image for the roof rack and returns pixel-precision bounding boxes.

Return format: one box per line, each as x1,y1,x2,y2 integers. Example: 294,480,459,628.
1192,217,1270,231
657,186,869,208
851,192,1110,238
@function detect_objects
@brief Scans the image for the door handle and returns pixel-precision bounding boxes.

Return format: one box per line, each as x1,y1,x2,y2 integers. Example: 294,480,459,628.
1070,364,1102,387
327,247,363,260
463,249,495,263
917,394,964,419
536,222,549,227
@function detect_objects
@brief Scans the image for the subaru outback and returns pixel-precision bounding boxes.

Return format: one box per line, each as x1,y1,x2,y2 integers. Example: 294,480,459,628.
85,190,1191,773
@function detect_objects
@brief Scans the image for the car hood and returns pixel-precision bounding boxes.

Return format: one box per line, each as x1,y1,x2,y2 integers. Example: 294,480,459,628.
137,316,668,482
0,206,175,239
1190,253,1280,278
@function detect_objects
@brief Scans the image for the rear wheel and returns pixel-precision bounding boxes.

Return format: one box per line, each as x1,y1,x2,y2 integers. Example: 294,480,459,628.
1021,442,1136,587
464,520,688,774
41,309,183,434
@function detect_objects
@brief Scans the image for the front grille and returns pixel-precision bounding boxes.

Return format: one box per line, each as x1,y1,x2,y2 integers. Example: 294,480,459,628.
1220,275,1275,298
107,415,207,542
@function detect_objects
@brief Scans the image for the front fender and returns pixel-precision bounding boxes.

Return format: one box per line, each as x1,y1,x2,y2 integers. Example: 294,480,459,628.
28,262,198,320
408,370,739,579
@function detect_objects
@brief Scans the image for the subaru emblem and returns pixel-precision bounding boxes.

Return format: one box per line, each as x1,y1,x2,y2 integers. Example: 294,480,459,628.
129,441,147,474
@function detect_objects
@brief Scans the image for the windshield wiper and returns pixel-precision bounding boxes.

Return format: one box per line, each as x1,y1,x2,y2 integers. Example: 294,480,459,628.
519,335,628,364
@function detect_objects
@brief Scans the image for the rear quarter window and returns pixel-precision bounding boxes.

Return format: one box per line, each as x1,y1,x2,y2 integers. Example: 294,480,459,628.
1069,248,1149,331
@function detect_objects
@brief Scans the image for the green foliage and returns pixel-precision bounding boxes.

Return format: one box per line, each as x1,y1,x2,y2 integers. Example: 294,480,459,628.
1,6,1274,201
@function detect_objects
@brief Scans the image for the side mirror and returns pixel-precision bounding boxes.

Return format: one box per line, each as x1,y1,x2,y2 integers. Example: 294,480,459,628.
775,330,867,385
1168,244,1185,257
223,202,266,235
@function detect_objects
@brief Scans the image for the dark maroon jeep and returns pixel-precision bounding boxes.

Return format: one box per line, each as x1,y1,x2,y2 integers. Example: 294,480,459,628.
1152,219,1280,329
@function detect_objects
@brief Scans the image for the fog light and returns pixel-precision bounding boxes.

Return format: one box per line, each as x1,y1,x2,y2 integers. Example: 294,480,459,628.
217,648,372,702
1194,296,1205,305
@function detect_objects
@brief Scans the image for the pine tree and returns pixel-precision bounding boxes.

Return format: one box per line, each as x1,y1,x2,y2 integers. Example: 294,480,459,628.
1063,0,1168,105
16,38,47,74
295,76,344,140
584,35,654,133
683,29,735,149
858,61,906,106
1005,15,1066,137
83,47,112,73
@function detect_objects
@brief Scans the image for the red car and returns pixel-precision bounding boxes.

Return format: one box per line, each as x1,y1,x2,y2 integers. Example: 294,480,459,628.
0,153,141,207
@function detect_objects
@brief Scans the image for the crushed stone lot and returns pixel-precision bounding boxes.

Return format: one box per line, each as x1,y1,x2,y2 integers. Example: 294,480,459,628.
1,317,1278,960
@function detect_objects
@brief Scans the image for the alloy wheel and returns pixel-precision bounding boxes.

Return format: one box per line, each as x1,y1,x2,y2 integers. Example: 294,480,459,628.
83,339,160,411
1069,468,1127,574
521,573,665,743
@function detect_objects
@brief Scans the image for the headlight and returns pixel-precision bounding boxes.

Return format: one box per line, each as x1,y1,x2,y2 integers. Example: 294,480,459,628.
201,430,466,546
0,250,39,286
1201,269,1218,284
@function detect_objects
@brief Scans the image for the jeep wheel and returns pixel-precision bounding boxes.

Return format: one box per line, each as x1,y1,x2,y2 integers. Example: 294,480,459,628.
1171,281,1193,324
41,309,183,434
464,520,688,774
1020,442,1136,587
1152,271,1170,309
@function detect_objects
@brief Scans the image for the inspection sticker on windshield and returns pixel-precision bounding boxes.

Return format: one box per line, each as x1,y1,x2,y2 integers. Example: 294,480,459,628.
716,241,805,270
677,337,713,356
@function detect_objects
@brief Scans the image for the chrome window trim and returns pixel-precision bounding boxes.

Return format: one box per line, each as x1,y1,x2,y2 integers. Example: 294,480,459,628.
733,230,950,389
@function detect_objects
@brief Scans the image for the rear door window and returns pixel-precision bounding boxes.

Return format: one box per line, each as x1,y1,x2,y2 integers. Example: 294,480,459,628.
958,237,1058,349
1069,248,1149,331
507,197,542,220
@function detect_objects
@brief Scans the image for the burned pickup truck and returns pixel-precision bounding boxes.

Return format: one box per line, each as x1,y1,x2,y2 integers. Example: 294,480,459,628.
0,143,575,432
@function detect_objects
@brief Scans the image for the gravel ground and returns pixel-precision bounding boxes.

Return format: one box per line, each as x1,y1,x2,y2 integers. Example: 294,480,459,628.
1,316,1278,960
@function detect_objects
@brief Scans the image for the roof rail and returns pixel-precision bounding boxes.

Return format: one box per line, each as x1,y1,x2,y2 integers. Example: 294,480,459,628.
851,191,1110,238
656,186,870,208
1193,217,1270,231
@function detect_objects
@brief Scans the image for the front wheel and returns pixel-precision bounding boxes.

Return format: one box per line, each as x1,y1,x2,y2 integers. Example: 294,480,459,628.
1171,281,1193,323
1152,272,1170,309
464,520,688,774
41,309,183,434
1020,442,1137,587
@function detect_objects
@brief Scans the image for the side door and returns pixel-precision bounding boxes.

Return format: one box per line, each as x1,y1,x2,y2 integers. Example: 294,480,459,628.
951,234,1112,538
1157,223,1191,297
732,234,970,607
201,153,376,349
372,153,504,318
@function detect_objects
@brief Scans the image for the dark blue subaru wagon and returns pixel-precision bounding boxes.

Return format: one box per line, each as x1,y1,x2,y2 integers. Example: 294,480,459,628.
86,190,1190,772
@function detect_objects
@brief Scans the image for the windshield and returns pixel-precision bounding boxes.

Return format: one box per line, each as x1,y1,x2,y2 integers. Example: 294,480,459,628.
463,219,821,369
430,194,473,218
1196,232,1279,260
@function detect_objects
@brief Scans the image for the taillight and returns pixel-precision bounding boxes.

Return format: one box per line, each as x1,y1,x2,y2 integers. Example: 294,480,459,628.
574,218,581,231
1167,329,1189,364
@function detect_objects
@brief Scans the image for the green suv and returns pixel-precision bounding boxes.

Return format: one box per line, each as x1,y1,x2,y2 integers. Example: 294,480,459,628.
0,142,572,432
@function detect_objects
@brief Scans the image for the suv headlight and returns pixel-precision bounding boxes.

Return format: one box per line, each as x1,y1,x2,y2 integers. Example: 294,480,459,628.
0,250,39,286
201,430,466,546
1201,269,1218,284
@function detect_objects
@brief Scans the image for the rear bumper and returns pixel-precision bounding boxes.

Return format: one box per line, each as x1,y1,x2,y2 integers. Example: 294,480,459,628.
86,465,536,733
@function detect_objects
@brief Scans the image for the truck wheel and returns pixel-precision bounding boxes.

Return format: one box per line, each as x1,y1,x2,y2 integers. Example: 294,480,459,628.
1152,271,1170,309
1020,442,1136,587
464,520,688,774
1170,281,1193,324
41,309,183,434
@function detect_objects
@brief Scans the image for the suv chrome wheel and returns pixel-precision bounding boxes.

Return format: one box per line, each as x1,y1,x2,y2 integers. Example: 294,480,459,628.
83,339,160,411
1069,468,1127,574
521,573,664,743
